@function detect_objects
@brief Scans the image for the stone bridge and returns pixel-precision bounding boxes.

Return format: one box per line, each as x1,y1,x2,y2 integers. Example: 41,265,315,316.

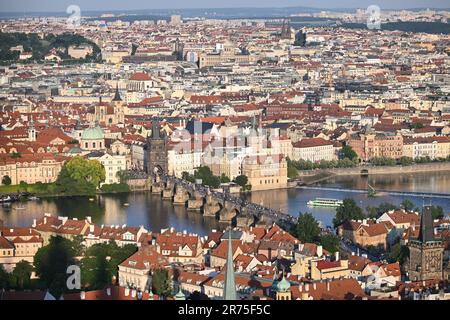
139,172,296,229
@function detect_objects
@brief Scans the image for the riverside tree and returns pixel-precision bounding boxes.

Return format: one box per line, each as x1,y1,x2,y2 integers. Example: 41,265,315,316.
333,198,365,228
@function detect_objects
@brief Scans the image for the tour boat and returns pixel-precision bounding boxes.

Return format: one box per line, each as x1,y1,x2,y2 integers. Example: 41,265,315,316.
307,198,343,208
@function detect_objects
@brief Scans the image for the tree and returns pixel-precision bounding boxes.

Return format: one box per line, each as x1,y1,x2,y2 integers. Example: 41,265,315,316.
319,234,340,254
34,236,76,296
287,160,298,178
12,260,33,289
333,198,365,228
2,175,11,186
56,156,105,195
294,212,320,243
0,264,11,289
188,291,210,300
401,199,415,211
220,173,230,184
399,156,413,166
430,206,444,219
234,175,248,188
366,202,397,219
11,152,21,159
152,268,171,297
389,243,409,266
116,170,130,184
341,145,358,161
81,253,111,290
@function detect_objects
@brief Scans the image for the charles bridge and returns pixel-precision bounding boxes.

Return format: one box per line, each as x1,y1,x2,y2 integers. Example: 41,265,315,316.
127,170,296,229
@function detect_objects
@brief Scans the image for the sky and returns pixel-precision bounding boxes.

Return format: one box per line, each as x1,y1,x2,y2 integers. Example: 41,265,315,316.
0,0,449,13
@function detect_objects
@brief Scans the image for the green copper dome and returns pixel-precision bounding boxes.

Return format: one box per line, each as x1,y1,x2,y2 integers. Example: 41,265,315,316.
81,125,104,140
276,275,291,293
174,288,186,300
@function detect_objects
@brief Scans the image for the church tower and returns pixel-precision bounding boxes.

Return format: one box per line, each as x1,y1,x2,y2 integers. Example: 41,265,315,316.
146,118,168,175
28,117,36,142
224,230,237,300
408,206,444,281
112,82,125,124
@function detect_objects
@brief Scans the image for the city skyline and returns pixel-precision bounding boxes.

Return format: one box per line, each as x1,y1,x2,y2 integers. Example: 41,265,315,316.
1,0,450,13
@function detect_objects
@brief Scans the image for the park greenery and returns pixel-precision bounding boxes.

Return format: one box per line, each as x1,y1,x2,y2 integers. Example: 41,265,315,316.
291,212,340,253
0,32,101,65
100,183,131,193
55,156,105,196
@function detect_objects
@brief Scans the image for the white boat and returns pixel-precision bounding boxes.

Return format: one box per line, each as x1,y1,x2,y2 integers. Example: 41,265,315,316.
307,198,343,208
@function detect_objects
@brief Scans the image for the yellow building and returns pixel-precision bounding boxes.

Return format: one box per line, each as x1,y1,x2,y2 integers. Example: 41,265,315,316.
242,154,287,191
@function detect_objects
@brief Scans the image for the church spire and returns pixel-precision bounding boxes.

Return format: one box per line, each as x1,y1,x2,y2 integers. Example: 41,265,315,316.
112,82,122,101
224,228,237,300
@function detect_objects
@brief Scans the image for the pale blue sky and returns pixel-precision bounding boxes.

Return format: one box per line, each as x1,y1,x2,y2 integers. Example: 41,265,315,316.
0,0,449,12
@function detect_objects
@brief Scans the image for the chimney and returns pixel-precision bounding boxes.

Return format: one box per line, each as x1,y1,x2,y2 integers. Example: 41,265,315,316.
89,225,95,233
106,287,111,296
362,219,367,225
351,251,355,256
44,217,47,224
86,216,92,223
32,219,36,228
335,251,339,261
80,291,86,300
316,245,323,258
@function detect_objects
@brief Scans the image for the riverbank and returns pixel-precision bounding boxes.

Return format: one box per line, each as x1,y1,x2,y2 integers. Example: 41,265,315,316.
297,162,450,179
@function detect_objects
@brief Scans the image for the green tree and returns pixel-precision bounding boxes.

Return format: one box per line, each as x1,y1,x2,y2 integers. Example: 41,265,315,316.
2,175,11,186
80,253,111,290
56,156,105,195
319,234,340,254
430,206,444,219
220,173,230,184
234,175,248,188
333,198,365,228
12,260,33,289
399,156,413,166
287,163,298,178
152,268,171,297
11,152,21,159
389,242,409,266
0,264,12,289
401,199,415,211
294,212,320,243
34,236,76,296
341,145,358,161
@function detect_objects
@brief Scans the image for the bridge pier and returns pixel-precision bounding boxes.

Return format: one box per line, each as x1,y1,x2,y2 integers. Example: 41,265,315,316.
162,181,175,199
219,201,238,223
203,194,221,217
187,191,204,211
236,208,255,228
173,186,189,205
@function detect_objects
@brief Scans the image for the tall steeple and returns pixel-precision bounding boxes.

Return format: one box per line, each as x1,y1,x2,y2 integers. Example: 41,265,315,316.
224,229,237,300
112,82,122,102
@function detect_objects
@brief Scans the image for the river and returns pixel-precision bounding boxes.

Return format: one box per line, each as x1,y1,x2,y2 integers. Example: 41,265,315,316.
1,171,449,235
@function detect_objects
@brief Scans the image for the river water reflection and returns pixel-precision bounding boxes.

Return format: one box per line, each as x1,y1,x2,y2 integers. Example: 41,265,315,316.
1,171,449,234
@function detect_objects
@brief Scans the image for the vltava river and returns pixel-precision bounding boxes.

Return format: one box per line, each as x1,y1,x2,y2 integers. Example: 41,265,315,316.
1,171,449,234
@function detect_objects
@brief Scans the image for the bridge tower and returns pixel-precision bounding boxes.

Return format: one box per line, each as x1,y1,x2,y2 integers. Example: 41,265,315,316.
146,118,168,175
